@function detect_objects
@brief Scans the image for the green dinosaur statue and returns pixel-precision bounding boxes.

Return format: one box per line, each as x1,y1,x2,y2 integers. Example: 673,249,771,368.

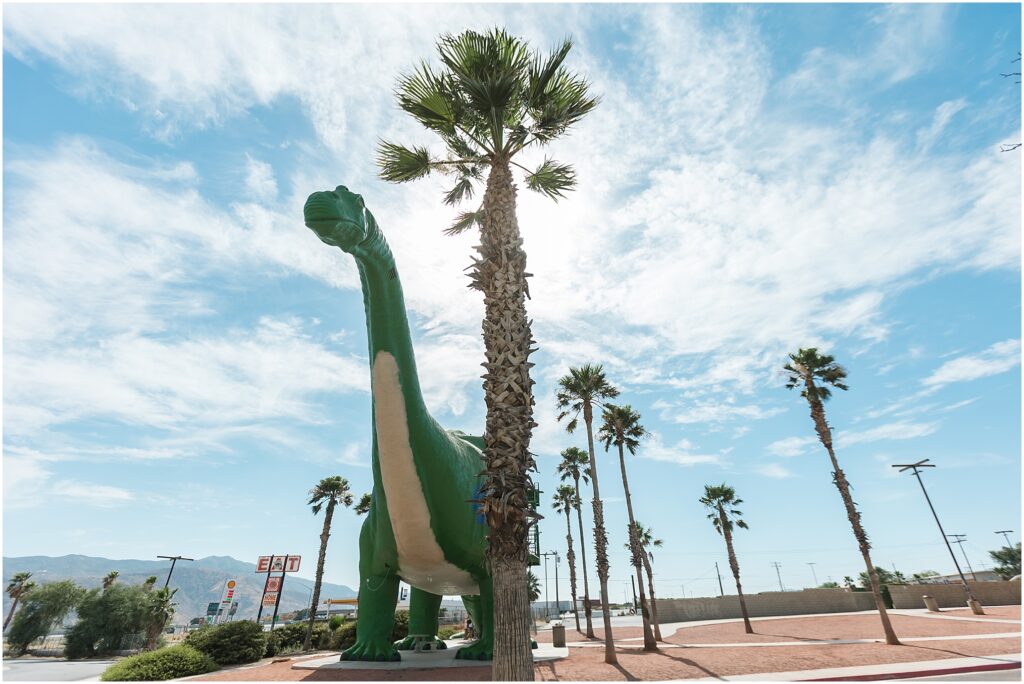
303,186,496,662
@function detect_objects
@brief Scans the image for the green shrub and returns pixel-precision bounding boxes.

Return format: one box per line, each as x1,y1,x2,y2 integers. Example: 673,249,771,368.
329,621,358,651
184,621,266,665
438,626,458,640
328,615,344,631
100,644,217,681
264,633,279,658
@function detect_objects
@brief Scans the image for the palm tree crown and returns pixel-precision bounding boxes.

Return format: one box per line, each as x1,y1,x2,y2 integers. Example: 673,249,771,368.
378,28,599,234
557,447,590,488
784,348,849,403
556,364,619,433
6,572,33,598
628,522,664,561
354,493,372,516
552,484,579,515
598,404,648,454
308,476,354,515
699,484,749,535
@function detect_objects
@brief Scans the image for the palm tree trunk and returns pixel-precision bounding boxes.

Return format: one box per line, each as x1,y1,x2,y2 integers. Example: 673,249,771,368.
584,403,617,665
4,596,20,631
563,508,581,633
475,160,536,681
616,442,656,651
573,476,595,638
304,500,336,652
721,507,753,634
640,553,663,641
807,394,900,646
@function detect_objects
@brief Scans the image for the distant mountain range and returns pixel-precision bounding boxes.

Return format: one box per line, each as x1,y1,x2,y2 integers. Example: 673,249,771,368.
2,554,356,625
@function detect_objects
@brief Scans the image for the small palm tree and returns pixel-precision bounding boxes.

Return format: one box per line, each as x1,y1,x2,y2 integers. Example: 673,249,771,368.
784,348,900,646
552,485,582,633
354,493,372,516
379,29,597,680
626,523,664,641
102,571,119,590
556,364,620,664
557,447,594,638
144,587,177,650
304,476,354,652
700,484,753,634
4,572,35,631
598,404,656,650
527,571,541,603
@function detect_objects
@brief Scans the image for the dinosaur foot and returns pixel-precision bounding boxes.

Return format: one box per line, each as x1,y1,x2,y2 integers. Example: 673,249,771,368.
394,635,448,651
454,639,493,661
340,640,401,662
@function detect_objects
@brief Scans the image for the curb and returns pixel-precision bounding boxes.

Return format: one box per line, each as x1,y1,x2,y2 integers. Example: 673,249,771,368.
807,660,1022,681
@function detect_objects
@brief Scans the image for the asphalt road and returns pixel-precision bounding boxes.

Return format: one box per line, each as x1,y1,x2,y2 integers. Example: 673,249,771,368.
2,657,115,681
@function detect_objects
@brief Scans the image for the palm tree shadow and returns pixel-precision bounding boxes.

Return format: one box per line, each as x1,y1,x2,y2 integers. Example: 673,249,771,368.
654,649,725,680
609,662,641,681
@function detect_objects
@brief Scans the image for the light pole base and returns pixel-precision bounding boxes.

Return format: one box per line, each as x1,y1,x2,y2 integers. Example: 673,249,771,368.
968,599,986,615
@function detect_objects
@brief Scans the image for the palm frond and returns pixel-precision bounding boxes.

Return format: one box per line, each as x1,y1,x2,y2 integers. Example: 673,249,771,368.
396,62,456,134
524,158,576,200
445,207,485,236
377,141,434,183
443,177,476,206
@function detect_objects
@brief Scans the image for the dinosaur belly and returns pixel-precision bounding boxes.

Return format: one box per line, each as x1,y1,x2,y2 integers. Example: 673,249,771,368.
372,351,480,597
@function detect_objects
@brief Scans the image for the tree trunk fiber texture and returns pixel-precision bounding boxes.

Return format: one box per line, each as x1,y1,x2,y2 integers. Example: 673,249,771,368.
616,443,657,651
805,382,900,646
473,161,537,680
573,475,596,639
720,506,753,634
584,404,618,664
304,500,335,652
3,597,19,631
563,508,582,633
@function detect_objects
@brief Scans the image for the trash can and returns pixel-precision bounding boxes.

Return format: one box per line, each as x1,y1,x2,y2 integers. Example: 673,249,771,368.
552,624,566,648
922,595,940,612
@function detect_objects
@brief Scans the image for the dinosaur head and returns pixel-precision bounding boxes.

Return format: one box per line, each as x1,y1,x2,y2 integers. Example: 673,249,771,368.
303,185,377,253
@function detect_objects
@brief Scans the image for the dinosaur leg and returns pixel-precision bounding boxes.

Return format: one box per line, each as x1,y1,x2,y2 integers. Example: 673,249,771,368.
394,587,447,651
341,570,401,662
455,576,494,661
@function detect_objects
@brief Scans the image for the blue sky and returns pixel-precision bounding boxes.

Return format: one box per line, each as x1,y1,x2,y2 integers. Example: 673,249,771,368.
3,3,1020,603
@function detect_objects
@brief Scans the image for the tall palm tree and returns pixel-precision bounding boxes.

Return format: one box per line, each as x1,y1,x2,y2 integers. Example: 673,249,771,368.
598,404,656,651
784,348,900,646
4,572,35,631
552,485,582,633
379,28,597,681
557,447,595,638
354,493,372,516
627,522,664,641
556,364,620,664
699,484,753,634
303,476,354,652
527,571,541,603
102,571,119,590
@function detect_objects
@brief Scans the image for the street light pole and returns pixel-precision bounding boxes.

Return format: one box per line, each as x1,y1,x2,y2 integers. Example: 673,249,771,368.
892,459,982,613
947,535,977,581
554,552,561,619
771,562,784,592
540,551,556,620
807,562,818,587
157,555,194,589
995,530,1015,548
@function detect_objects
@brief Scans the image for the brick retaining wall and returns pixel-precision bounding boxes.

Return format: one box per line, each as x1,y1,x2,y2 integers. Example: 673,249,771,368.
654,588,877,623
889,581,1021,609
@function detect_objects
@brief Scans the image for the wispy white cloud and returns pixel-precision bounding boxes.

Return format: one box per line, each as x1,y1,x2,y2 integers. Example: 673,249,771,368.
641,434,728,468
756,463,795,479
922,339,1021,388
767,420,939,458
50,480,136,507
244,154,278,202
917,99,968,152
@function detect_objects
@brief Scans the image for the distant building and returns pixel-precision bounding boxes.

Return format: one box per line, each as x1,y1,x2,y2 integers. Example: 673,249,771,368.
916,570,1003,583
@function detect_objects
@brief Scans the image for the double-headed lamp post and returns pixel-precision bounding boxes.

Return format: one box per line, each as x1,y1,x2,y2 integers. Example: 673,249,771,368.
891,459,983,615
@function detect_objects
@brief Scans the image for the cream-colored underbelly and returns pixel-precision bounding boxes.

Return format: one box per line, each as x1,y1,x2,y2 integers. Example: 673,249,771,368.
372,351,479,597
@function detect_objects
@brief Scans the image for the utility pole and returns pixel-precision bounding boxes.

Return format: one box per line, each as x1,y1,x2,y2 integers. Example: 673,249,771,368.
157,555,194,589
996,530,1015,548
947,535,977,581
715,562,725,597
771,562,784,591
540,551,556,620
807,562,818,587
553,552,561,618
892,459,983,614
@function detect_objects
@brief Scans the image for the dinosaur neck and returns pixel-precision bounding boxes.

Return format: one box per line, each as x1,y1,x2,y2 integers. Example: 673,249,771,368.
356,256,433,429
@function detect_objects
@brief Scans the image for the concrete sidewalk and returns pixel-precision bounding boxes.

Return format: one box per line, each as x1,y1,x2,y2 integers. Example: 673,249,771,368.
687,653,1021,681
